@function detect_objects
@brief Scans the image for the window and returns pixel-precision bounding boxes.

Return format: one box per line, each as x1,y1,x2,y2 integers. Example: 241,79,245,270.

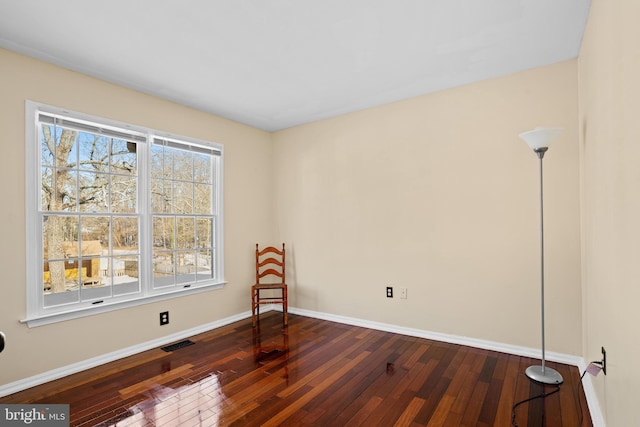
25,102,224,326
150,138,218,288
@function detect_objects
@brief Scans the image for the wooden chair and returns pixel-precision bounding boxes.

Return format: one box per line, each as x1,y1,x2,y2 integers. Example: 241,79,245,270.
251,243,288,326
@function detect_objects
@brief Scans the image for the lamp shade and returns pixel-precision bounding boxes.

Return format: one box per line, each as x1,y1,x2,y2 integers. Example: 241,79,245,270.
519,127,563,151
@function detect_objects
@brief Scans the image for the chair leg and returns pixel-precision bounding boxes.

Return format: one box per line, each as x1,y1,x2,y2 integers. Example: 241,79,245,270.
283,286,288,326
251,287,257,327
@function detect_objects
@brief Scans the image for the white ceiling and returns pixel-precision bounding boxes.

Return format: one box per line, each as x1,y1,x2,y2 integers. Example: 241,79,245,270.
0,1,591,131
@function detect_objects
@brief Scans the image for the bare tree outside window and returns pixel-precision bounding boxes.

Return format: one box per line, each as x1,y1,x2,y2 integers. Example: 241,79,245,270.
40,121,139,303
150,141,215,288
28,103,222,323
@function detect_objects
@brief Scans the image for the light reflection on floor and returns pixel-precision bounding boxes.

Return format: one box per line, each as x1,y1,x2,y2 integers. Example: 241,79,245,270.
111,320,289,426
115,374,223,426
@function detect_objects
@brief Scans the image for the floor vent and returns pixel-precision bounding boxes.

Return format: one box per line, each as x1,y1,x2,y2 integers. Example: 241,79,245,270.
161,340,195,352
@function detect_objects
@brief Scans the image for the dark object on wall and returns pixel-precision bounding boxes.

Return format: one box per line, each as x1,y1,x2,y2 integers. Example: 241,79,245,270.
0,331,5,353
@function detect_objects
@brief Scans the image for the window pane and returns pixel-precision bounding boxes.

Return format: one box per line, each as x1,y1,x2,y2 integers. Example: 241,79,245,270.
173,181,193,214
42,215,81,298
43,215,78,261
162,179,173,213
153,216,174,249
81,285,111,301
80,257,112,301
153,251,175,287
176,251,196,284
78,172,109,213
57,170,78,212
111,139,138,175
113,255,140,296
79,257,105,288
196,249,213,281
196,218,212,248
40,125,56,167
194,183,212,214
63,130,80,169
173,150,193,181
41,167,53,210
162,146,176,179
111,175,137,213
112,217,139,251
95,257,112,287
41,126,79,170
151,179,171,213
193,153,211,184
78,134,109,171
176,217,195,249
81,216,109,252
150,144,166,179
44,259,80,306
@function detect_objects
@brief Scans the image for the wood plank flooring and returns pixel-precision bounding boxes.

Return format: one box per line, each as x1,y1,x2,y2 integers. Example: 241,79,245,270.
1,312,592,426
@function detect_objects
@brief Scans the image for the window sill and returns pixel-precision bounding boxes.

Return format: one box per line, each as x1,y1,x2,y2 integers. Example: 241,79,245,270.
20,281,227,328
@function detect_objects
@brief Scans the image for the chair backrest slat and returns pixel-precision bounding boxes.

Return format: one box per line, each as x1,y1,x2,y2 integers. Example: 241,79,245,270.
258,257,283,269
255,243,285,285
258,268,283,279
258,246,283,257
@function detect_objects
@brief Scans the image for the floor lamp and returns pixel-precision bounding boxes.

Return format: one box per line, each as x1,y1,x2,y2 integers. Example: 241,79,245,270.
518,127,564,385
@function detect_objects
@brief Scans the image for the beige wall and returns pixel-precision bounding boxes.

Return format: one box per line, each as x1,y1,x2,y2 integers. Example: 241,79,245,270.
273,61,582,355
0,48,273,385
579,0,640,425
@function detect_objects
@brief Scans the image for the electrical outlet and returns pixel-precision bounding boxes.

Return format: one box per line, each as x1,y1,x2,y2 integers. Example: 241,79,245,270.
160,311,169,326
399,287,407,299
386,286,393,298
601,346,607,375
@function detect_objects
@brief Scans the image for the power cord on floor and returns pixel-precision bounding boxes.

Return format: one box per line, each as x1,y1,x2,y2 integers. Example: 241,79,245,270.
511,361,602,427
511,383,560,426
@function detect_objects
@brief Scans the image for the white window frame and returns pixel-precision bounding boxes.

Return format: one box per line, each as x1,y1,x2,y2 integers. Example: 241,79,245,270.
23,101,225,327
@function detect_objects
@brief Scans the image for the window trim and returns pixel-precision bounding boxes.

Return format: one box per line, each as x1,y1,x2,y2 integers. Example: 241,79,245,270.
23,100,225,327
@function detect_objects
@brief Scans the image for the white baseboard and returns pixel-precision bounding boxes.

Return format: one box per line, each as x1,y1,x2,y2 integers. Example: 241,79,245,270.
288,307,580,364
574,359,606,427
0,306,606,426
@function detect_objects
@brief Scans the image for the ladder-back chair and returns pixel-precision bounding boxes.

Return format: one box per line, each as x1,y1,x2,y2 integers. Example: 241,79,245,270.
251,243,287,326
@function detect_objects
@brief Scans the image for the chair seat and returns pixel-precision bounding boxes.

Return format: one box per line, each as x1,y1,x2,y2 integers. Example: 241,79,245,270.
253,282,286,289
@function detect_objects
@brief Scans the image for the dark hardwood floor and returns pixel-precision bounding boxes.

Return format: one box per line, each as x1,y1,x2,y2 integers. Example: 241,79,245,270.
1,312,592,426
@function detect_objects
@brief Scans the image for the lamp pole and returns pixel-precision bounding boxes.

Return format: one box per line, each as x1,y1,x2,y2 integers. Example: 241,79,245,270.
519,129,563,385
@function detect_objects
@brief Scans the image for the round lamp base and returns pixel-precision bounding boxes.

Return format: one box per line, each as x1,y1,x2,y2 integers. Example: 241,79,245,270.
525,365,564,385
